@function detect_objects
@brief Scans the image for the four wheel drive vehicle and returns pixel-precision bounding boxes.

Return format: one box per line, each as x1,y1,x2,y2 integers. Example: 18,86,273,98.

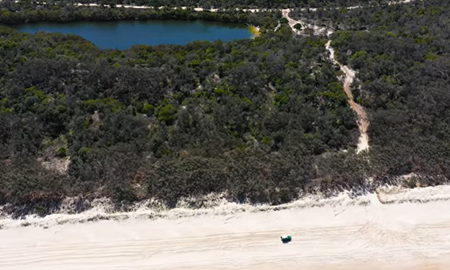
280,235,292,243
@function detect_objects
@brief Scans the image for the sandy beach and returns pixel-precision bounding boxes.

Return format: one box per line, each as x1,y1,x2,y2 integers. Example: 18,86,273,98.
1,185,450,270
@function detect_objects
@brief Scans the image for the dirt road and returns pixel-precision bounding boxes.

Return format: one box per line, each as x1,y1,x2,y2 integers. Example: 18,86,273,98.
1,186,450,270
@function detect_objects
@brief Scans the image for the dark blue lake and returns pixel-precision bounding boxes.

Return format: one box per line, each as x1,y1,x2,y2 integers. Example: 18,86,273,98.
10,20,254,49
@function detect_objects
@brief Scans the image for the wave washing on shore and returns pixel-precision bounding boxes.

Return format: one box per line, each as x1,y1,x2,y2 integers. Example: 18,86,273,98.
1,184,450,230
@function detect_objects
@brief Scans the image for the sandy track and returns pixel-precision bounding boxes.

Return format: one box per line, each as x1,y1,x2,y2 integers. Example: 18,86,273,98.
326,41,370,153
2,186,450,270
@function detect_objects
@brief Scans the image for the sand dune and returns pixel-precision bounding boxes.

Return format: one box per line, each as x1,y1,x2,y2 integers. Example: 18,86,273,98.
1,186,450,269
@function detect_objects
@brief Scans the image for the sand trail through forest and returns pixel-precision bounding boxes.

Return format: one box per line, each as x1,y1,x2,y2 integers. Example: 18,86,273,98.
280,0,420,152
281,9,370,152
325,40,370,153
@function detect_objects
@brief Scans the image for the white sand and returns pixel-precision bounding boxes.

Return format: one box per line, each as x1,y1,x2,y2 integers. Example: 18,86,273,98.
1,185,450,270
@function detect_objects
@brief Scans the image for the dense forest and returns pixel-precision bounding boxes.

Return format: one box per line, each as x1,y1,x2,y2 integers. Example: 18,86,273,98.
0,22,366,216
1,0,449,216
